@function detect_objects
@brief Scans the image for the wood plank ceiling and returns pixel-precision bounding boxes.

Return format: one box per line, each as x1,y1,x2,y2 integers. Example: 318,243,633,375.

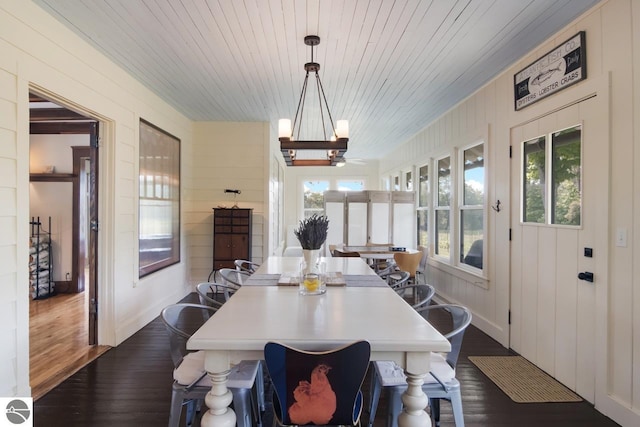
32,0,599,159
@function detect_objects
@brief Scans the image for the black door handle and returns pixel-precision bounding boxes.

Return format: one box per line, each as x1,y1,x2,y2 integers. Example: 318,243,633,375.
578,272,594,282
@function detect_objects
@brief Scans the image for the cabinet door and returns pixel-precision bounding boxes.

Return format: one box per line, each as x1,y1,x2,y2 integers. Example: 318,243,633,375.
230,234,249,259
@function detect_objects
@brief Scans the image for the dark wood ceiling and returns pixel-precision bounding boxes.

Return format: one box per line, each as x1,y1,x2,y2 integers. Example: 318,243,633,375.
29,93,96,134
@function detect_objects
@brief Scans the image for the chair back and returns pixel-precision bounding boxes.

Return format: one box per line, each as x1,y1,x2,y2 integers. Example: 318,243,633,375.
234,259,260,273
264,341,371,426
385,270,410,289
218,268,251,288
418,304,472,369
328,244,344,257
394,283,435,309
160,303,217,367
393,251,423,278
196,282,235,308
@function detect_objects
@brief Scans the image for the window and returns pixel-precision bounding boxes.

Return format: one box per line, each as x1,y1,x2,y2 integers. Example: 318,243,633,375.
551,126,581,225
337,179,365,191
523,136,546,223
139,119,180,277
393,175,400,191
405,171,413,191
435,157,451,258
417,164,429,247
303,180,329,218
522,125,581,226
460,143,484,269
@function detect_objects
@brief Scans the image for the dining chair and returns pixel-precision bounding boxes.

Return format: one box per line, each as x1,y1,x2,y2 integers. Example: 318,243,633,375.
235,259,261,273
415,245,429,284
380,270,410,289
218,268,251,288
368,304,472,427
333,249,361,257
160,303,265,427
328,244,344,257
393,283,435,310
195,282,236,308
264,340,371,426
392,251,423,283
365,242,394,271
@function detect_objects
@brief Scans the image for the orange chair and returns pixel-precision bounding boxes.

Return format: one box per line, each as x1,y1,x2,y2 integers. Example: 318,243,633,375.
393,251,423,283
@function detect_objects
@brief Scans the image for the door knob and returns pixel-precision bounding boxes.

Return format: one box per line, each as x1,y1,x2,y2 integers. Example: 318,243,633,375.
578,272,594,282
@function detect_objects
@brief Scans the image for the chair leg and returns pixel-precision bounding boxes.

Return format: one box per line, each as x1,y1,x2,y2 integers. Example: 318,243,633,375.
430,398,440,427
230,388,253,427
386,387,403,427
169,389,185,427
257,361,266,411
368,368,382,427
449,391,465,427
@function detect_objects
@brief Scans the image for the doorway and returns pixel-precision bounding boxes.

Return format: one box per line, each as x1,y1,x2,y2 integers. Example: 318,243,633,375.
28,92,107,399
509,95,609,404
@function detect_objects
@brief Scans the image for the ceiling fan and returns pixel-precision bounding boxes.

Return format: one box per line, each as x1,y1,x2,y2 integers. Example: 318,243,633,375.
336,157,366,167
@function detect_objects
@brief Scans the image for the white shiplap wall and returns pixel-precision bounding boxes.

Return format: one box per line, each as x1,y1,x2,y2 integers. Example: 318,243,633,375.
381,1,640,426
185,121,269,284
0,1,193,396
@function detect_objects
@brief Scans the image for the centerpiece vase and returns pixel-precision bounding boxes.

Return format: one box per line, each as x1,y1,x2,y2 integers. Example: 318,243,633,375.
302,249,320,274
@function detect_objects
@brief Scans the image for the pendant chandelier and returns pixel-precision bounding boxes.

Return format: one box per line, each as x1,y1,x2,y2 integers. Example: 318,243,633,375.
279,35,348,166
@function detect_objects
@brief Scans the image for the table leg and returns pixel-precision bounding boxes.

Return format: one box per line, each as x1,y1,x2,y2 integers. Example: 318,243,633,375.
200,368,236,427
398,368,431,427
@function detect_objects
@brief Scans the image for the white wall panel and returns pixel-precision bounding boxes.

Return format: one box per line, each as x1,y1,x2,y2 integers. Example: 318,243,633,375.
381,1,640,424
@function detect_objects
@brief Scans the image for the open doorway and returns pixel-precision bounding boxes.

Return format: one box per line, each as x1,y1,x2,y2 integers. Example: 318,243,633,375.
28,92,108,399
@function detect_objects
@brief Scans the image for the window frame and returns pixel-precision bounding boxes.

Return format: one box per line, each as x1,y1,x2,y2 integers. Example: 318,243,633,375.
138,119,181,278
457,141,486,272
433,154,452,262
520,124,582,228
416,163,429,248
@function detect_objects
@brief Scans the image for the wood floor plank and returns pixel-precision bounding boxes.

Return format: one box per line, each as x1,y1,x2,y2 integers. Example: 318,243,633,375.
34,294,620,427
30,292,110,400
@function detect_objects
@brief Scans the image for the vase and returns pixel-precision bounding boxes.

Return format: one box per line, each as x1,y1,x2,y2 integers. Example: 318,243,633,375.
302,249,320,274
300,249,326,295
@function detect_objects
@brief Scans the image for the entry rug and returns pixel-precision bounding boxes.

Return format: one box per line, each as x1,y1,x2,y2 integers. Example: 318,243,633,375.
468,355,582,403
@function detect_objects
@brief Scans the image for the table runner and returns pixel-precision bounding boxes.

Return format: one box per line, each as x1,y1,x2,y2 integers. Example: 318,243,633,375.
245,273,387,287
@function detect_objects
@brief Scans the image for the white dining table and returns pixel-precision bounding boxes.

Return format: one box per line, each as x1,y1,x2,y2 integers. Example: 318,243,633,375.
188,257,450,427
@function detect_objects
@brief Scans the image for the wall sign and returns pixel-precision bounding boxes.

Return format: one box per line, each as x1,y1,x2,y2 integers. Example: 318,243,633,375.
514,31,586,111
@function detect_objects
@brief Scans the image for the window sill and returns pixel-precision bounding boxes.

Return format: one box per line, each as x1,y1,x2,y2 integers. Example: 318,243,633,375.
427,258,489,290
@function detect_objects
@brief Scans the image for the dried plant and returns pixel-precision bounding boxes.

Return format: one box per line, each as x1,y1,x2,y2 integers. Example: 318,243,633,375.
294,214,329,250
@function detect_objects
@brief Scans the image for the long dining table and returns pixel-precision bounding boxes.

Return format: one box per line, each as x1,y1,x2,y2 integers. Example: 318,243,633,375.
188,256,450,427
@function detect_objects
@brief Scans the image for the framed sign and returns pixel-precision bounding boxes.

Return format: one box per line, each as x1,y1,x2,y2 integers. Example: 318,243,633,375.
514,31,586,111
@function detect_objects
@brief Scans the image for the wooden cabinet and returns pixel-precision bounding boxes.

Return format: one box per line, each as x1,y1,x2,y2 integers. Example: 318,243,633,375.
212,208,252,271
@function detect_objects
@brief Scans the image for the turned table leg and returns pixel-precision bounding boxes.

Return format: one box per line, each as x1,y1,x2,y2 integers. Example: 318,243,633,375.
200,368,236,427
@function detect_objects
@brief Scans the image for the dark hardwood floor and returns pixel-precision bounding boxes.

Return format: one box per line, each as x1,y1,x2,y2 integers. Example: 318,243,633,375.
34,293,620,427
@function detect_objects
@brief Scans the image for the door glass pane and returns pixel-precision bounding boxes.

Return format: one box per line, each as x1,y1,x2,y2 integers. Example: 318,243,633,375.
418,165,428,207
435,210,450,257
551,126,581,225
460,209,483,269
463,144,484,205
523,136,546,223
438,157,451,206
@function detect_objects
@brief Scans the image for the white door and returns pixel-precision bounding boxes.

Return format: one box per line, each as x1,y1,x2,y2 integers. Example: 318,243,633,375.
509,95,608,403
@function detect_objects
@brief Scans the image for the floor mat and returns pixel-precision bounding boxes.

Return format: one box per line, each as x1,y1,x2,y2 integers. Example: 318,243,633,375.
468,355,582,403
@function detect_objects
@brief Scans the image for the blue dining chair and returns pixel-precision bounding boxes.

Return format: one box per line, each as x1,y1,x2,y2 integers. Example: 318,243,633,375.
264,341,371,426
